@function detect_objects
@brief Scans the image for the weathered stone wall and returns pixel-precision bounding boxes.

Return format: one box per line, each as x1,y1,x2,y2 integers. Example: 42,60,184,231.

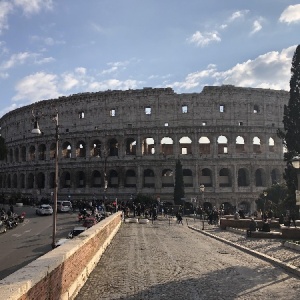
0,86,288,212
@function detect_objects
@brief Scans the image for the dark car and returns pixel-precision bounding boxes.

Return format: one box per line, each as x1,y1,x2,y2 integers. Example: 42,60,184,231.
68,226,87,239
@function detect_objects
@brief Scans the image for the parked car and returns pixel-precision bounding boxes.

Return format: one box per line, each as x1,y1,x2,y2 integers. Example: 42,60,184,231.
68,226,87,238
36,204,53,216
57,200,72,213
82,217,97,228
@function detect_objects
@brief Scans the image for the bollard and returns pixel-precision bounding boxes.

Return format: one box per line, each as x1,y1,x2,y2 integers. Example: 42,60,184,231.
202,220,205,230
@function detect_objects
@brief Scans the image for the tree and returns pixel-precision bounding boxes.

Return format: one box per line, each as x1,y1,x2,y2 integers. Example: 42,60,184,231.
278,45,300,215
0,136,7,161
173,159,185,205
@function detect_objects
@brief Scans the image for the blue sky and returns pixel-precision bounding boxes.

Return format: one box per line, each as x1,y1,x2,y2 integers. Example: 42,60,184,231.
0,0,299,117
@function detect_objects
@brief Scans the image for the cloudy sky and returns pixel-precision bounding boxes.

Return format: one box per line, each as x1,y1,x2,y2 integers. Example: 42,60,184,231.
0,0,299,117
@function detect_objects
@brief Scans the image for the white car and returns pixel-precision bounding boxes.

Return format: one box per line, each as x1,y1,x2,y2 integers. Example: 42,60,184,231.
36,204,53,216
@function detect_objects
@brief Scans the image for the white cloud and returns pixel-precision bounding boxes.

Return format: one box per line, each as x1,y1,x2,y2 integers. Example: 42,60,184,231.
187,31,221,47
0,1,13,34
169,46,296,92
101,61,130,75
75,67,86,75
228,10,249,22
250,20,262,35
1,52,33,69
89,79,141,91
213,46,295,90
279,4,300,24
0,52,54,70
13,72,61,102
170,64,217,90
13,0,53,16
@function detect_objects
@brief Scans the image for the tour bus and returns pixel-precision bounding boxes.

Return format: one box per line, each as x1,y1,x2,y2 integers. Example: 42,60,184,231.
57,200,72,213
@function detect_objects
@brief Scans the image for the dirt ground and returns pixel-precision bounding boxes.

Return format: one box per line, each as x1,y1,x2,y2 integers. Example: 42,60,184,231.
76,217,300,300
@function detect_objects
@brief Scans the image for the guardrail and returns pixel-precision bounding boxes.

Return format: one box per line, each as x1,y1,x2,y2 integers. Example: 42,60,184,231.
0,212,122,300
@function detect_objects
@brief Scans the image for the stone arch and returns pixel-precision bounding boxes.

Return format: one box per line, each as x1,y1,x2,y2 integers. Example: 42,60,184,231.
255,168,266,187
61,171,71,188
27,173,34,189
142,137,155,155
199,136,211,155
20,173,25,189
38,144,46,160
125,138,137,155
21,146,26,162
183,169,193,187
160,137,173,155
162,169,174,187
253,136,261,153
125,169,136,187
143,168,155,187
76,171,86,188
91,170,101,187
12,173,18,188
108,138,119,156
219,168,231,187
271,168,281,185
90,140,101,157
108,169,119,187
179,136,192,155
62,141,72,158
217,135,228,154
29,145,35,161
37,172,45,189
236,136,245,153
269,137,275,152
76,140,86,158
14,148,19,162
238,168,250,186
200,168,212,187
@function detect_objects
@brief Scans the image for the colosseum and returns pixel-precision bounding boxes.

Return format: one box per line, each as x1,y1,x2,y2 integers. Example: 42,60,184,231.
0,85,288,213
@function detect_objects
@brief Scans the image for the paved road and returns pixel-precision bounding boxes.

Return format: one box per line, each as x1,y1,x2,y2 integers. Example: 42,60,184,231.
76,217,300,300
0,205,78,280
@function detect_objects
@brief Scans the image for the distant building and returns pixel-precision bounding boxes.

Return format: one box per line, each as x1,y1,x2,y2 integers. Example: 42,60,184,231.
0,85,287,213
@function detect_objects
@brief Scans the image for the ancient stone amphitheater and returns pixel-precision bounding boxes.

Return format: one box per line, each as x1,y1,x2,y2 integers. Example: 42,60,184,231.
0,85,288,213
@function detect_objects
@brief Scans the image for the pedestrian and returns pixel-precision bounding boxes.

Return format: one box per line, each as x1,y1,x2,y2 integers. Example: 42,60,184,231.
176,212,183,225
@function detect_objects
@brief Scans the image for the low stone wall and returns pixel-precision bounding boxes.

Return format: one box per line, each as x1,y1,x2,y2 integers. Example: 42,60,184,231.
281,227,300,239
220,218,280,230
0,212,122,300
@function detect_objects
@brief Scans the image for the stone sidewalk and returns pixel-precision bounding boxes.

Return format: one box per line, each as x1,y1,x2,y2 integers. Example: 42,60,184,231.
75,217,300,300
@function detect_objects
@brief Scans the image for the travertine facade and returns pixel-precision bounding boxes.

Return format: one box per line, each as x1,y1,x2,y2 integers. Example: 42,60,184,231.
0,85,288,212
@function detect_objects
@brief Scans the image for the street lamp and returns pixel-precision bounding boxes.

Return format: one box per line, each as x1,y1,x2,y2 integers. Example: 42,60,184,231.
199,184,205,229
292,157,300,216
263,191,268,221
32,111,59,249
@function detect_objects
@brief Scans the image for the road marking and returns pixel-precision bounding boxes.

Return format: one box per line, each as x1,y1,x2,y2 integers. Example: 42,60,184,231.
12,234,21,237
24,230,32,233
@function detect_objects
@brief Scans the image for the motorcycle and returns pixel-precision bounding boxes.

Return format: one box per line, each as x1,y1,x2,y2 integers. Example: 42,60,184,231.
18,212,26,223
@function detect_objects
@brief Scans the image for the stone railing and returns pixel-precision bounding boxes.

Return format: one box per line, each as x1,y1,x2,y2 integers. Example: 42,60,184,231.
0,212,122,300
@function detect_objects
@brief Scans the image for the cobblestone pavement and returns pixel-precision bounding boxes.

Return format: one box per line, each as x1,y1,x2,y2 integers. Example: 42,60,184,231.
75,217,300,300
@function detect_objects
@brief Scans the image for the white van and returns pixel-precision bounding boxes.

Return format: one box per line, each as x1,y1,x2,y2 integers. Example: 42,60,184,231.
57,200,72,212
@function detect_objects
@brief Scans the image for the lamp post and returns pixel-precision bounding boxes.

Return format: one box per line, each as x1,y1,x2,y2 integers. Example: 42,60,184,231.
199,184,205,229
292,157,300,217
32,111,59,249
263,191,267,221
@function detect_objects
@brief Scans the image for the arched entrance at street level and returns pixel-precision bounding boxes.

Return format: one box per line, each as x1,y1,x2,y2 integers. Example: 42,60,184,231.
238,201,251,215
221,201,234,215
203,201,212,212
